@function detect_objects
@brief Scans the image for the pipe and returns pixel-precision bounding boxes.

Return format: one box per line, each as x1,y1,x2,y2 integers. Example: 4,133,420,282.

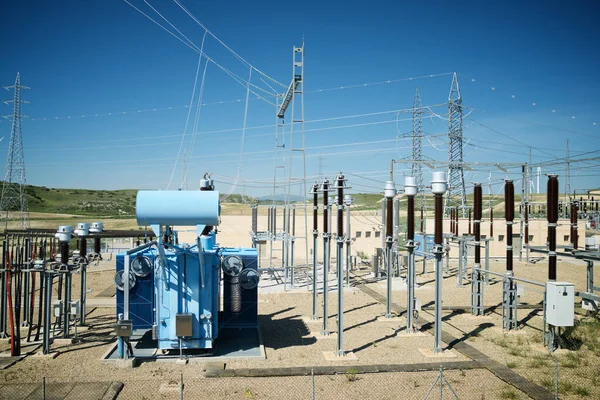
311,183,319,320
43,271,52,354
473,184,483,315
336,173,345,356
572,201,578,250
321,179,330,336
547,175,558,281
406,182,416,332
433,193,444,352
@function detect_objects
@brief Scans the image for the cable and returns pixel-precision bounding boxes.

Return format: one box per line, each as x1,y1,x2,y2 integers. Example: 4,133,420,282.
166,33,207,190
172,0,286,88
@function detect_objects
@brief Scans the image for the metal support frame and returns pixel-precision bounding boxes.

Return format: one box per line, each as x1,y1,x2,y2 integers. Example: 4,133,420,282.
502,273,518,330
335,173,346,356
321,179,331,336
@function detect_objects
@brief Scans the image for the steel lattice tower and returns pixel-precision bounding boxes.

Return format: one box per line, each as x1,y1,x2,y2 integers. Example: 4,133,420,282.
0,73,29,230
411,87,424,210
445,72,466,217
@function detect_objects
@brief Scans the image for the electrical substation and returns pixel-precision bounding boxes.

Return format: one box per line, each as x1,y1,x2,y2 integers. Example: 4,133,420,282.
1,5,600,400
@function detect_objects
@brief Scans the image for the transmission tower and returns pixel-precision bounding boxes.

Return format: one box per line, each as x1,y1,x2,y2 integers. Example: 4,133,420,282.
0,73,30,230
411,87,424,210
445,72,466,217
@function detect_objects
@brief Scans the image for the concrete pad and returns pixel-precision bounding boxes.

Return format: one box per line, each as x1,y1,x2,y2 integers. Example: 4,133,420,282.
376,316,404,323
312,331,337,339
203,362,225,372
116,357,138,368
175,358,188,365
462,314,493,321
322,350,359,361
377,278,408,291
397,331,428,337
418,348,458,358
31,351,60,359
53,338,76,346
302,316,320,324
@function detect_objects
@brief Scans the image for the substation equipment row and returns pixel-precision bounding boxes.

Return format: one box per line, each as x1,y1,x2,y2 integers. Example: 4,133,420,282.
0,223,155,356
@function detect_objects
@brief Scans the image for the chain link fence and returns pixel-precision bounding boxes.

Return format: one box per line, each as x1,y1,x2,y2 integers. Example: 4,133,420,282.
0,367,541,400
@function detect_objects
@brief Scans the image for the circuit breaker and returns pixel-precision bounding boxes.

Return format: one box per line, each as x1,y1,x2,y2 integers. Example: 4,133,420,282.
545,281,575,327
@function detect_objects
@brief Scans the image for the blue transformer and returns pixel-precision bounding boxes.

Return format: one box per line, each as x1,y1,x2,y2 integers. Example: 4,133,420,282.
116,189,259,352
116,250,155,330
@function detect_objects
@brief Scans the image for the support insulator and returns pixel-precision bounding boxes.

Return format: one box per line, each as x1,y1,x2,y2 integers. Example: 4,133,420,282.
407,196,415,241
547,175,559,281
434,195,443,245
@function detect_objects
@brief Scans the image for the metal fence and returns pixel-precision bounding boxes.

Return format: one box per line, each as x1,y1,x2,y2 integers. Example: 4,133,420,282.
1,360,598,399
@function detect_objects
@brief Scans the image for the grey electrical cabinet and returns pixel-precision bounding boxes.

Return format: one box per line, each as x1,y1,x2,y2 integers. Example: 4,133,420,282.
176,314,193,337
545,282,574,327
115,320,133,337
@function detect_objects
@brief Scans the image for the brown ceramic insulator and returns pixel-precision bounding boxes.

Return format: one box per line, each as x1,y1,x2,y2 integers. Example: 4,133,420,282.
450,208,454,235
474,223,481,262
60,242,69,265
323,181,329,234
420,208,424,232
94,237,101,254
474,185,482,220
407,196,415,241
547,175,558,223
505,180,514,222
455,207,459,236
490,208,494,237
312,184,318,231
337,177,344,237
474,184,482,264
573,202,578,249
549,225,557,280
386,198,393,237
434,194,443,245
524,203,529,245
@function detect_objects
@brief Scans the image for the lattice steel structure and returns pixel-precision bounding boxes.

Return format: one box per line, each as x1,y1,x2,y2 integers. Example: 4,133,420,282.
411,87,425,211
445,72,467,217
1,73,29,230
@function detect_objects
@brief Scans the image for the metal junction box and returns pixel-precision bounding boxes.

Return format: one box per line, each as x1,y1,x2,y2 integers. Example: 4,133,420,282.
176,314,193,337
115,320,133,337
546,281,575,327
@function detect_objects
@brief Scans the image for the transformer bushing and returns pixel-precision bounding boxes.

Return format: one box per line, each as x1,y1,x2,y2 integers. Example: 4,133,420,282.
502,181,518,330
431,172,447,353
384,181,395,318
311,183,319,320
471,184,484,316
321,179,331,336
404,177,418,333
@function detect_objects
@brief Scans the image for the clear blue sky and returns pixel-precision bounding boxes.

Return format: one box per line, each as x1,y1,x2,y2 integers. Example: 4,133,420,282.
1,0,599,198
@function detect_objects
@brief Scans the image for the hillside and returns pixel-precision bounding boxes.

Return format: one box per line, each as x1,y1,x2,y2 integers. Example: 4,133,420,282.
0,183,257,217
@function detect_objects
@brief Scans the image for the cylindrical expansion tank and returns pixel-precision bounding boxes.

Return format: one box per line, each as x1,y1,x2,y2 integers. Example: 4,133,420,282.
136,191,220,227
